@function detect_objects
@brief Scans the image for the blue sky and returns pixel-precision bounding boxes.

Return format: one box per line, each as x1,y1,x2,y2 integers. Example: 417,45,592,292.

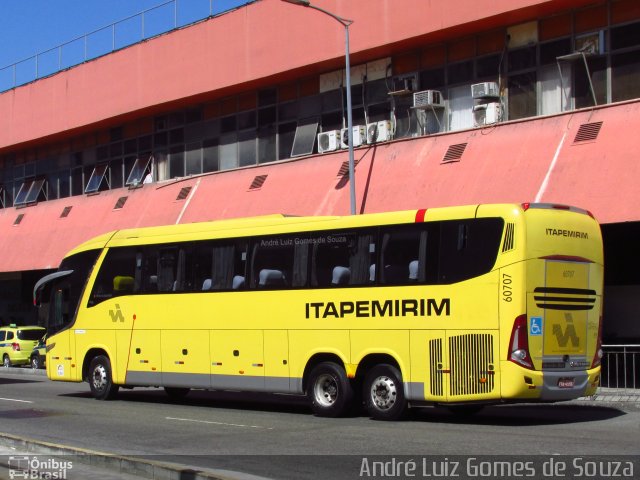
0,0,250,90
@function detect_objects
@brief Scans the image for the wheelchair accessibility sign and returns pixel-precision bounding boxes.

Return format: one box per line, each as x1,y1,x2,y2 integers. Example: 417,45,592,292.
530,317,543,336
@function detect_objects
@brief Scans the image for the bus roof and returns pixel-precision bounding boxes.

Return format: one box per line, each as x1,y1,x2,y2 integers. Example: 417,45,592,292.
63,203,597,258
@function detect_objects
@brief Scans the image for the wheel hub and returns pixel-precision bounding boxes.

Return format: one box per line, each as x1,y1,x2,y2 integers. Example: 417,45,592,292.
371,375,397,410
314,373,338,407
92,365,107,392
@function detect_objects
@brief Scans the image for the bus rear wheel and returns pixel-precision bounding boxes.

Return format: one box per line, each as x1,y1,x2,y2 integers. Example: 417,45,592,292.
364,364,407,421
88,355,119,400
307,362,353,417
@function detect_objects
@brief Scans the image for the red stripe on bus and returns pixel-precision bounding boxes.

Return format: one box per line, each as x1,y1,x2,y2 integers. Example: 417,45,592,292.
415,209,427,222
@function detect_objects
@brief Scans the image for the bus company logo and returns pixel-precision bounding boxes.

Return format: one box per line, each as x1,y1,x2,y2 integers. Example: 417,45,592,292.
545,228,589,239
305,298,451,319
8,456,72,479
109,304,125,322
552,314,580,348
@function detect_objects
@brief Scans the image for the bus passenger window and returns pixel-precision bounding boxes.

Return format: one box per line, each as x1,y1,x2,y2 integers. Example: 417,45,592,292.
380,228,423,285
251,236,295,289
438,218,503,284
348,233,376,285
88,247,137,306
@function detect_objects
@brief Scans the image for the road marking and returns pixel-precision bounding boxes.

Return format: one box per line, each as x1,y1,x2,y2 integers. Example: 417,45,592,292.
166,416,272,430
0,397,33,404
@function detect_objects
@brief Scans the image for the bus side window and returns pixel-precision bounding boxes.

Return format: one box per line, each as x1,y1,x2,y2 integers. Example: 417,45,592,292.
380,227,425,285
88,247,138,306
348,231,376,286
312,234,350,287
250,236,296,289
438,218,504,284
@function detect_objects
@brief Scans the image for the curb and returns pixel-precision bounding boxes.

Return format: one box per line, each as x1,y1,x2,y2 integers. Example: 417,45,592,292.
1,366,47,376
0,432,232,480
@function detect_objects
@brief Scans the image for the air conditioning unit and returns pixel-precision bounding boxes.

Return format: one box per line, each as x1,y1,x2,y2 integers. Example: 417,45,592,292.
413,90,445,109
340,125,366,149
367,121,392,143
390,75,417,95
473,102,502,127
317,130,341,153
471,82,500,99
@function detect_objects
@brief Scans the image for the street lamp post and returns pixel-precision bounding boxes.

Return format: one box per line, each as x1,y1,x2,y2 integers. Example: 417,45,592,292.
282,0,357,215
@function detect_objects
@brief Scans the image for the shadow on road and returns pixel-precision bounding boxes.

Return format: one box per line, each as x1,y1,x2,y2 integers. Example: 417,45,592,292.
59,386,626,426
411,403,626,426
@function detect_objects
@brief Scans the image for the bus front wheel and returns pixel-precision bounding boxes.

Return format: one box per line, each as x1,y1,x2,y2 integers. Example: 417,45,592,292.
88,355,119,400
307,362,353,417
364,364,407,421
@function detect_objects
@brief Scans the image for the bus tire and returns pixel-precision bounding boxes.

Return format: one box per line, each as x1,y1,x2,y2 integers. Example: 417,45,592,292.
307,362,353,417
164,387,190,399
88,355,119,400
363,364,407,421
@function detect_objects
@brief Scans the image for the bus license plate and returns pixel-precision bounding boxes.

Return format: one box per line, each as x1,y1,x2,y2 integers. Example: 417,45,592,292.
558,378,575,388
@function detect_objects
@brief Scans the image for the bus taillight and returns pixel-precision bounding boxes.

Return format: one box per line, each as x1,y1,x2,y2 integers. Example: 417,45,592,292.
591,316,604,369
508,315,534,370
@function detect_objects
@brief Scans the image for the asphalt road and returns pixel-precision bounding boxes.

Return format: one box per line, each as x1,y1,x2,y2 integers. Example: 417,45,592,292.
0,370,638,479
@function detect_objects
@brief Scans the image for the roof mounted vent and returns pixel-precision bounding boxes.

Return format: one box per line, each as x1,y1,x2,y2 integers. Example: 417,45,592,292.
249,175,268,190
442,143,468,163
60,206,72,218
114,196,128,210
176,186,192,200
573,121,603,143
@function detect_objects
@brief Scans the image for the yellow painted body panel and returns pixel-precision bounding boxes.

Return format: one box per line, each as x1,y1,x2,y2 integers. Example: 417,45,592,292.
46,204,604,407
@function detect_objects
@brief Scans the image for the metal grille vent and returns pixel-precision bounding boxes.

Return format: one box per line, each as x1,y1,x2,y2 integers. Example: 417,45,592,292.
14,214,24,225
249,175,268,190
114,196,128,210
442,143,467,162
60,206,72,218
502,223,515,252
573,121,603,143
449,333,495,396
429,339,444,397
176,187,192,200
337,159,361,177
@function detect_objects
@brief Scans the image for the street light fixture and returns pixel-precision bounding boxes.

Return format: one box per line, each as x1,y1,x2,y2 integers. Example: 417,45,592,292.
282,0,357,215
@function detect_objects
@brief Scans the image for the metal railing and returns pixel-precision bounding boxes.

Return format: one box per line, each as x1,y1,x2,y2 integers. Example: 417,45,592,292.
600,344,640,391
0,0,254,93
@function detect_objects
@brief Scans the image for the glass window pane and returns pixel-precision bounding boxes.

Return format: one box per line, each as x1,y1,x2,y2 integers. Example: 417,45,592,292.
575,57,607,108
25,178,46,203
540,64,572,115
14,180,32,205
219,133,238,170
508,47,536,72
203,138,219,173
185,143,202,176
169,146,185,178
612,51,640,102
448,60,473,84
258,126,276,164
278,122,296,160
85,164,108,194
238,130,256,167
448,84,474,131
126,155,152,186
291,117,319,157
508,72,537,120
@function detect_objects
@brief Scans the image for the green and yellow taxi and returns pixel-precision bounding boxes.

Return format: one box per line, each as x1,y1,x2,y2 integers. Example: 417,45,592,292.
0,325,46,367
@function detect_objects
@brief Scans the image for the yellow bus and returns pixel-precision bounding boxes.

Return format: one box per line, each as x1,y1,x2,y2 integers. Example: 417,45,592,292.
34,203,603,420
